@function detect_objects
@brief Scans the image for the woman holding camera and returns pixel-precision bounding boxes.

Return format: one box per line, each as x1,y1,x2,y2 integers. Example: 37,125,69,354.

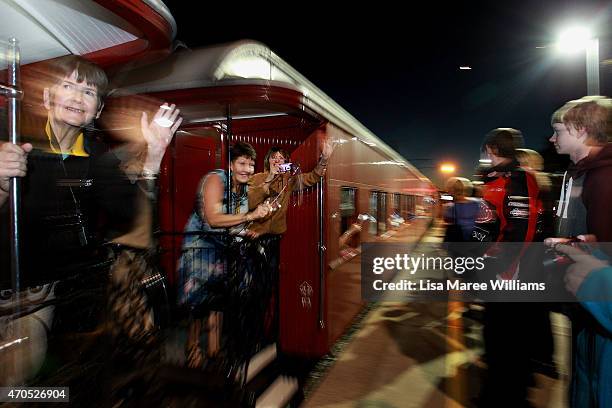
247,140,333,342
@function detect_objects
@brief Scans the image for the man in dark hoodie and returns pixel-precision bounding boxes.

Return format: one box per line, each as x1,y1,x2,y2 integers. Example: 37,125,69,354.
549,96,612,408
551,96,612,245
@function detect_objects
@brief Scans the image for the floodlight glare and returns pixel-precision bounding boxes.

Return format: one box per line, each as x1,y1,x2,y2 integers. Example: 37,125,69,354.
553,24,600,95
556,26,593,54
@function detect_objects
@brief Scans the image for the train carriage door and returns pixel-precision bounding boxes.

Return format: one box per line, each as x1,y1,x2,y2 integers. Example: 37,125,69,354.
158,127,221,287
278,128,325,355
226,111,325,356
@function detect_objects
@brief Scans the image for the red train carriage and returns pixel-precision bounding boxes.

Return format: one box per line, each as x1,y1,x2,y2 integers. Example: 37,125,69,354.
105,40,436,357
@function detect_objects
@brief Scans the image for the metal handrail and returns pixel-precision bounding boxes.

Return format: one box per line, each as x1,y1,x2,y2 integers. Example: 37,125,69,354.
5,38,21,295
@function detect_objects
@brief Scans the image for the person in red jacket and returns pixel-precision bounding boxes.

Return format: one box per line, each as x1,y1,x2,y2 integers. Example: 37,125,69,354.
477,128,553,408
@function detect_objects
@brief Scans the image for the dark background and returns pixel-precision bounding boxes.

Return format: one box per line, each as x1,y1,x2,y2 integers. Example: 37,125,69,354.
164,0,612,186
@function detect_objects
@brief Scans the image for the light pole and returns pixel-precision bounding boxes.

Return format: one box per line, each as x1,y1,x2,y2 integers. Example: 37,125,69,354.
585,37,600,95
556,26,600,95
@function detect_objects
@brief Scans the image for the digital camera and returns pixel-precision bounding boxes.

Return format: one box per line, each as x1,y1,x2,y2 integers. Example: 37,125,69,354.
278,162,293,172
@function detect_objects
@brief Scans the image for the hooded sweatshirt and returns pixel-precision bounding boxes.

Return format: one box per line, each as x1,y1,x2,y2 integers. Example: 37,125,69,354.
556,143,612,243
555,143,612,408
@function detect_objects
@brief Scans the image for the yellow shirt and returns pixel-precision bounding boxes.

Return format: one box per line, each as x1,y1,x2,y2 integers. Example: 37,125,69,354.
45,120,89,158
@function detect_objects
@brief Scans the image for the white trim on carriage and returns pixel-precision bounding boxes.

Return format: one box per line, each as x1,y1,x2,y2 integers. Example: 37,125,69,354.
0,0,176,65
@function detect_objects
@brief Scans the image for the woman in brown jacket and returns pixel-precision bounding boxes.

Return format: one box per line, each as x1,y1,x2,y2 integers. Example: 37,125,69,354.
247,139,333,342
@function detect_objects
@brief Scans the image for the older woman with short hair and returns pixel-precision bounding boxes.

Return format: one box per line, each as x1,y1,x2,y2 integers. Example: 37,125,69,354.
178,141,271,368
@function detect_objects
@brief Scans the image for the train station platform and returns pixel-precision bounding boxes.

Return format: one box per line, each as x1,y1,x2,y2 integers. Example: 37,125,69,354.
302,221,571,408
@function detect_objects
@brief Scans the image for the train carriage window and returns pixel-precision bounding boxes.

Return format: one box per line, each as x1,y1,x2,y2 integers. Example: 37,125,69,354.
400,194,409,219
389,193,404,228
369,191,387,235
378,192,387,234
393,193,401,213
340,187,357,234
339,187,363,250
406,195,416,218
368,191,378,235
415,195,425,216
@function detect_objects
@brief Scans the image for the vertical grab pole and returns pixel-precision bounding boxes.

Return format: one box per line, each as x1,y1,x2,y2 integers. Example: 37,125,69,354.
225,104,232,213
5,37,23,386
7,37,21,295
318,162,325,329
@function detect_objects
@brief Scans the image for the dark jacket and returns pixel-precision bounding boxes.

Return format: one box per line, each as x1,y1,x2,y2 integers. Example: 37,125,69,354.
0,120,138,287
576,143,612,243
555,143,612,408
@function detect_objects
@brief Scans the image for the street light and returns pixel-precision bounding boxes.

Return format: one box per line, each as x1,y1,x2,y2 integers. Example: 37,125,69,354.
440,163,456,174
556,25,600,95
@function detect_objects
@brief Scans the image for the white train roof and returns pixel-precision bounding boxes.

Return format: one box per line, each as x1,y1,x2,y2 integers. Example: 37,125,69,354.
0,0,176,65
112,40,429,182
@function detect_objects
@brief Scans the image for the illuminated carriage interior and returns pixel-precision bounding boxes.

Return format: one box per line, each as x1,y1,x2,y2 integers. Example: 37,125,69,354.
103,41,436,360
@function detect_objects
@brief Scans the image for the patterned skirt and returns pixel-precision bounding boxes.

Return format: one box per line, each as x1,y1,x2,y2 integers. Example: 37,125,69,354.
177,234,228,311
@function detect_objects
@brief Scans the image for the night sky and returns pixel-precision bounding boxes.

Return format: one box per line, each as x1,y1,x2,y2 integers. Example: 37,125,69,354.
164,0,611,186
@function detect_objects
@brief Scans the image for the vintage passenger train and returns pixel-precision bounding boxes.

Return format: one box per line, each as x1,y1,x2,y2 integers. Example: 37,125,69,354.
0,1,435,392
104,40,436,357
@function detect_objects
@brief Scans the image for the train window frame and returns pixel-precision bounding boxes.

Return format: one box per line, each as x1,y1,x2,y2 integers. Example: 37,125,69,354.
378,192,387,235
393,193,401,213
400,194,408,220
368,191,378,235
404,194,416,219
388,193,404,229
369,191,387,236
339,186,358,235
